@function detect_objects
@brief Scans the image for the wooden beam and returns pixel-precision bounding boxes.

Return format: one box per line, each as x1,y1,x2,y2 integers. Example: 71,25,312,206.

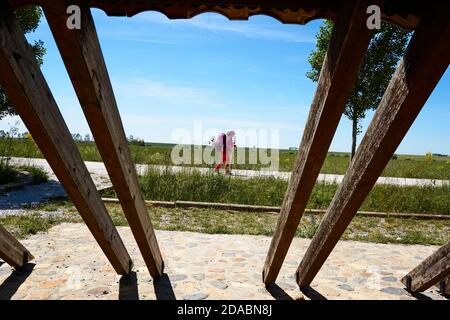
262,0,378,284
0,225,34,268
43,2,164,278
0,2,132,275
439,276,450,296
296,3,450,288
401,241,450,293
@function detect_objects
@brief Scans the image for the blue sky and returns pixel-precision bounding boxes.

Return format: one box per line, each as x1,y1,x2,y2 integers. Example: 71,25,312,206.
1,10,449,154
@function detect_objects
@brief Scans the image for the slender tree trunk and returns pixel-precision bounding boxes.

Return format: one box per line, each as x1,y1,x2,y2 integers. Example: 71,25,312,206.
351,117,358,160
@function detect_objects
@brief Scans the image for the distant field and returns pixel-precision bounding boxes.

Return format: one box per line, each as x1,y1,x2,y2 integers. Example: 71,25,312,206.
1,138,449,179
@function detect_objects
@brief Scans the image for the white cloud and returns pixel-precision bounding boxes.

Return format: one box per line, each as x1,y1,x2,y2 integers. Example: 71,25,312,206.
113,78,228,109
136,12,316,43
123,114,299,131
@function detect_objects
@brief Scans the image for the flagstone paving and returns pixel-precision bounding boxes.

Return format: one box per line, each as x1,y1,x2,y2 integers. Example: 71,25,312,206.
0,223,447,300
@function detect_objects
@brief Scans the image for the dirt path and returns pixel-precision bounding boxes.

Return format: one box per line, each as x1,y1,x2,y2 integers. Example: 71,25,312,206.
8,157,450,187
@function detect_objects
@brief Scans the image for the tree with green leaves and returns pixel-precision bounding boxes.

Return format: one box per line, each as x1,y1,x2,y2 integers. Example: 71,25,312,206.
0,6,46,119
307,20,410,159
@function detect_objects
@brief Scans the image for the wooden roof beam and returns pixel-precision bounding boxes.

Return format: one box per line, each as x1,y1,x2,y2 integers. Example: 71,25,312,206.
401,241,450,293
43,2,164,278
0,1,132,275
262,0,378,285
295,2,450,288
0,225,34,268
9,0,422,30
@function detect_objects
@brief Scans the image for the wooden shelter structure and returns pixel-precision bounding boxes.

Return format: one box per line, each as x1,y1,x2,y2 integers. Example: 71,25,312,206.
0,0,449,297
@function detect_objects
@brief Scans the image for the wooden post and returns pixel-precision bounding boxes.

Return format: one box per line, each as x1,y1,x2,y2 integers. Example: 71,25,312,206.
296,3,450,288
0,2,132,275
43,3,164,278
262,0,378,284
0,225,34,268
439,276,450,296
401,241,450,293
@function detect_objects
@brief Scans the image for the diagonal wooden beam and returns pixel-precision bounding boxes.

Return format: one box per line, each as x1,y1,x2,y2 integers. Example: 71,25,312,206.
0,1,132,275
296,3,450,288
439,276,450,296
401,241,450,293
0,225,34,268
262,0,379,284
43,2,164,278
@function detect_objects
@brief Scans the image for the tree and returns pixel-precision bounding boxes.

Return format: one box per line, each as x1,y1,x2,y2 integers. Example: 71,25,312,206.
0,6,46,119
307,20,410,159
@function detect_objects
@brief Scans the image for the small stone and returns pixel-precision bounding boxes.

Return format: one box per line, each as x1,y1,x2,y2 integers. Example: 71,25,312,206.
209,280,228,290
381,287,407,295
382,276,397,282
331,277,348,283
87,287,109,296
211,274,226,281
222,253,235,257
192,273,205,281
183,293,209,300
338,284,354,291
40,279,67,289
170,274,188,281
209,268,225,273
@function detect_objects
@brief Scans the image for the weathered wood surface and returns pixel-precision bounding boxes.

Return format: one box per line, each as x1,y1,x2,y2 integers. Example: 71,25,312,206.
296,3,450,288
0,1,132,275
9,0,424,29
43,2,164,278
439,276,450,296
262,0,378,284
401,241,450,293
0,225,34,268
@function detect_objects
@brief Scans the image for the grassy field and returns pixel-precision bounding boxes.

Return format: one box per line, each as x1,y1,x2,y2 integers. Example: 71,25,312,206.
1,201,448,246
99,168,450,215
0,161,18,184
0,161,48,186
1,138,449,179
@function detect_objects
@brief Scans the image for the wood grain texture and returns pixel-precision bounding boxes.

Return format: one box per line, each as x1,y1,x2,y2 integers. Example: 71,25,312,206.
0,225,34,268
296,3,450,288
8,0,424,29
43,2,164,278
439,276,450,296
262,0,378,284
0,1,132,275
401,241,450,293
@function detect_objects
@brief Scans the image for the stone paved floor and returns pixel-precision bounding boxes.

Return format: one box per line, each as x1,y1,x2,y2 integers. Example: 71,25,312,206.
0,223,447,300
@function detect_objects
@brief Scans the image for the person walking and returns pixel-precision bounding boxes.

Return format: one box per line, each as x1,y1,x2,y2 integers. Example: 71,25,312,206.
214,130,236,174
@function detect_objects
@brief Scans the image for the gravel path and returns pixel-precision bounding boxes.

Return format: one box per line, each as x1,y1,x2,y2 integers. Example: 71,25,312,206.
1,156,448,214
0,158,113,214
0,223,446,300
8,157,450,187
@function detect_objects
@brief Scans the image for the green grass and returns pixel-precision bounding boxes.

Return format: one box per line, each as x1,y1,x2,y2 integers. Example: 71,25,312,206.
24,165,49,184
2,138,449,179
102,168,450,215
6,202,446,245
0,161,18,184
0,214,71,239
